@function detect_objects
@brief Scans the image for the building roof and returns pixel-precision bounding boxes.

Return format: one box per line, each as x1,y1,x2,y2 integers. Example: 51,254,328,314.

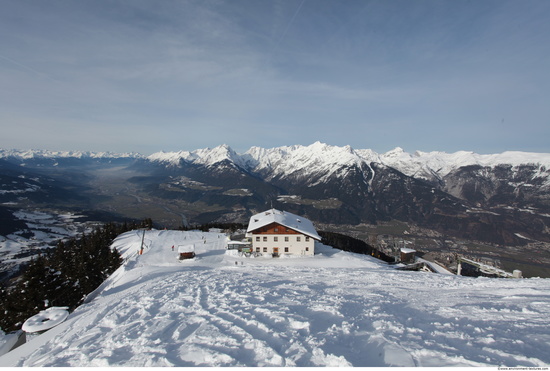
416,258,455,275
178,244,195,253
246,208,321,240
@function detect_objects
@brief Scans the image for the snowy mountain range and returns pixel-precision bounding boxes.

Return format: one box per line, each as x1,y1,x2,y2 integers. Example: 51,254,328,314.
2,143,549,243
0,148,141,160
4,142,550,180
146,141,550,182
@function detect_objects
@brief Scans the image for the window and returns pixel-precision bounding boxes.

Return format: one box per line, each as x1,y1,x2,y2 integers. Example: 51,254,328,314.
263,247,268,252
306,247,309,251
263,236,267,242
256,247,260,252
305,237,310,242
274,227,278,232
296,236,301,242
274,237,278,242
256,236,260,242
284,247,289,252
285,237,289,242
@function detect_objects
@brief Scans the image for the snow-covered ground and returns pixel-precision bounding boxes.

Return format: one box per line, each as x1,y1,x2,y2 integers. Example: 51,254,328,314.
1,230,550,367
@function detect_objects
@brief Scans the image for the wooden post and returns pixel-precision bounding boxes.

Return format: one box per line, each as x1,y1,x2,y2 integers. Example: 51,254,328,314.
139,229,145,255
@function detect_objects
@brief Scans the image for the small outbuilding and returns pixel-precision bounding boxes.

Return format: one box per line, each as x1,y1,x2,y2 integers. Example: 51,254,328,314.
178,244,196,260
400,248,416,264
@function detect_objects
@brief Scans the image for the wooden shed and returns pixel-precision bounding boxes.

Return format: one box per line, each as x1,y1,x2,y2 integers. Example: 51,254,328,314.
400,248,416,264
178,244,196,260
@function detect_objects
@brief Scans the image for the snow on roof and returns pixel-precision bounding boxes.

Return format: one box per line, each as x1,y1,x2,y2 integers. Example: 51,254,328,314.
400,248,416,254
246,208,321,240
22,307,69,333
227,240,250,245
416,258,455,275
178,244,195,253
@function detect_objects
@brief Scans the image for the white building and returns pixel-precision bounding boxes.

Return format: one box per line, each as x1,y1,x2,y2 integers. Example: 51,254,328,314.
245,208,321,256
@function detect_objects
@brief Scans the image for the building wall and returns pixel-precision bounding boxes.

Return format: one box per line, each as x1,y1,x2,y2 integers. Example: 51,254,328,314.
250,234,315,256
247,222,315,256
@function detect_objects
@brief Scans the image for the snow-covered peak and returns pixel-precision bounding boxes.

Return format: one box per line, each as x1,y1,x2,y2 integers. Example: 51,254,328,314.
380,149,550,179
354,148,380,163
147,150,194,166
148,144,246,168
383,147,406,157
242,145,291,170
288,142,363,167
191,144,244,168
478,151,550,168
243,142,368,183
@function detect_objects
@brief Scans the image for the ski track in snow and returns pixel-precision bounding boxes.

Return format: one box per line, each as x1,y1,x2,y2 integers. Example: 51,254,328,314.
2,230,550,367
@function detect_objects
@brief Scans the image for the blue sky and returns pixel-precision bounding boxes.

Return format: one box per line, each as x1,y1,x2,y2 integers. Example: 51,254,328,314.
1,0,549,155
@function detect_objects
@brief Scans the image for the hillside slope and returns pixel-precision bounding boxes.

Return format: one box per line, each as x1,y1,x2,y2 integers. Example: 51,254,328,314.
2,230,549,367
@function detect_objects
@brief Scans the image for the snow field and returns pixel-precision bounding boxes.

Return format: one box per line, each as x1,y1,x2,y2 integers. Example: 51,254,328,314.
2,230,550,367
